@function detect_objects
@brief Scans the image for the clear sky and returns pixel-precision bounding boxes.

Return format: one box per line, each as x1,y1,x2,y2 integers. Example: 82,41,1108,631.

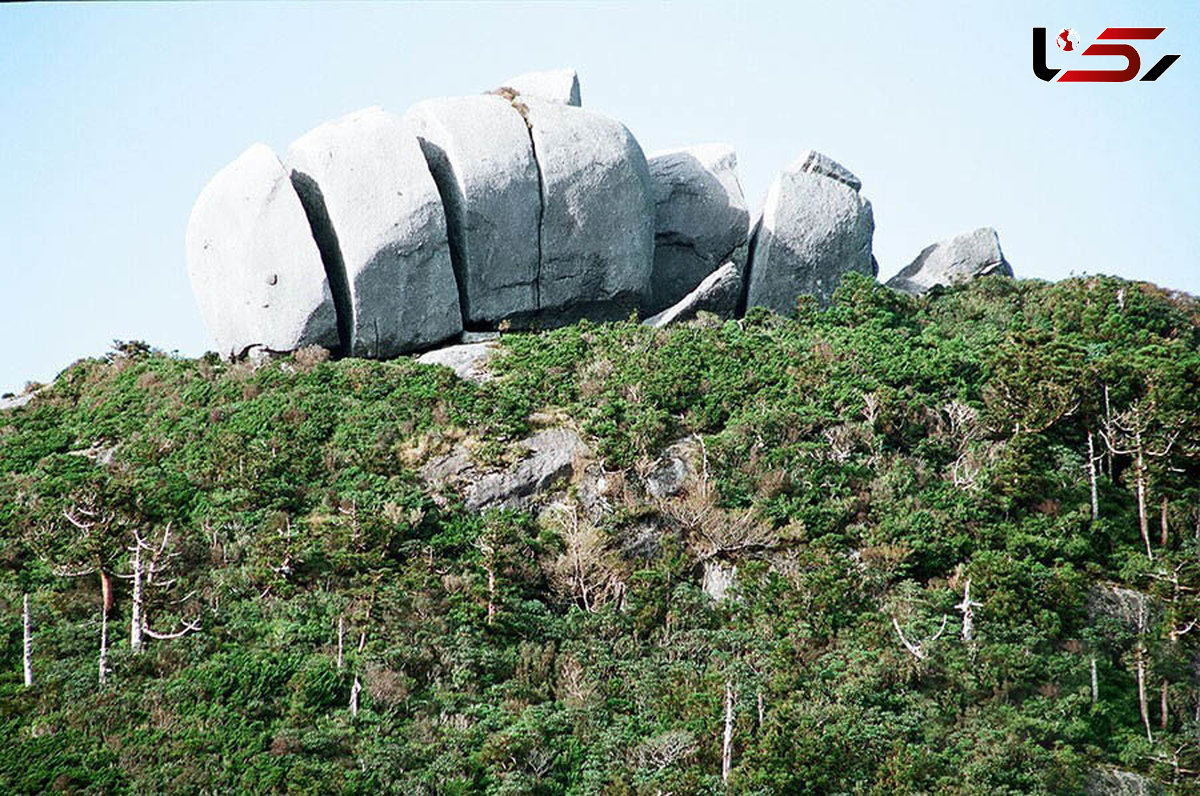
1,1,1197,394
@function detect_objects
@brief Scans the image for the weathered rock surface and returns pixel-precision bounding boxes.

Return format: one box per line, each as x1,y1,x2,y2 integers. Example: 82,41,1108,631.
405,96,541,325
645,436,700,498
645,144,749,313
498,68,581,106
287,108,462,358
520,100,655,325
186,144,340,358
421,428,589,512
886,227,1013,295
702,560,737,602
644,262,740,328
0,392,37,412
415,341,499,384
744,150,874,313
1085,768,1163,796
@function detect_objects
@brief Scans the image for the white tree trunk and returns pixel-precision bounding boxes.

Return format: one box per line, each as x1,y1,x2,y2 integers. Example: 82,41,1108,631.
1087,430,1099,521
1137,598,1152,742
956,579,979,642
22,593,32,688
350,675,362,718
1090,656,1098,704
130,544,143,654
722,680,735,784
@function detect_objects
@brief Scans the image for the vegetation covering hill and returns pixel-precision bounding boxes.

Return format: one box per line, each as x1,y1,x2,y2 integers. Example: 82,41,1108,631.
1,274,1199,794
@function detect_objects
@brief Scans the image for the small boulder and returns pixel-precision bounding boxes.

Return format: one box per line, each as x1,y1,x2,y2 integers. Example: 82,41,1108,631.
519,100,655,325
645,144,749,314
744,150,874,313
0,392,36,412
405,95,541,325
287,108,462,358
497,68,581,106
415,341,499,384
644,262,741,328
886,227,1013,295
702,560,737,602
186,144,340,358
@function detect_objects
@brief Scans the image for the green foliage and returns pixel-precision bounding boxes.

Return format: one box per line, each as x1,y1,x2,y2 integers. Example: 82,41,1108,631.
1,274,1198,793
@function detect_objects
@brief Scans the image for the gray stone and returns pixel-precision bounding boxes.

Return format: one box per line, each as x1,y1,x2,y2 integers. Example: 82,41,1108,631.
645,437,699,498
0,392,36,412
520,100,655,325
744,151,875,313
644,262,740,328
1085,768,1163,796
421,428,590,512
186,144,339,358
415,341,499,384
886,227,1013,295
287,107,462,358
1087,585,1157,635
645,144,749,313
702,560,737,602
405,96,541,325
497,68,581,106
466,428,588,511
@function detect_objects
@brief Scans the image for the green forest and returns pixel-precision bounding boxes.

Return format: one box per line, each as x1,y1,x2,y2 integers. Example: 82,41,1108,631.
1,273,1198,794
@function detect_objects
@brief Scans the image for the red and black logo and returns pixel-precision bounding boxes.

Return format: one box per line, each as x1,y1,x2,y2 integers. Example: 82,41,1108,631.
1033,27,1180,82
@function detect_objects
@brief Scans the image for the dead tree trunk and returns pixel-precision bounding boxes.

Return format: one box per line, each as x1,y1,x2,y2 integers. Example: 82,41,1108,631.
336,615,344,671
722,680,735,784
1161,680,1169,730
1137,598,1153,743
129,543,143,653
22,593,32,688
98,593,109,686
1087,429,1100,521
1161,496,1170,548
956,579,980,643
1134,440,1153,561
350,675,362,718
1090,657,1098,704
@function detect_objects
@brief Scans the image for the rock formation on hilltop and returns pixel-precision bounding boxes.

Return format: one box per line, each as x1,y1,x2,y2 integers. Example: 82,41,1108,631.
185,69,1015,359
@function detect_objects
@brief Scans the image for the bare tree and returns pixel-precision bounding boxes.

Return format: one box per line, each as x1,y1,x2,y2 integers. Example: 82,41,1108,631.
892,615,949,662
22,593,32,688
955,578,981,643
350,675,362,718
635,730,697,774
544,504,626,613
1087,429,1101,521
722,680,736,784
1101,401,1181,561
1135,596,1153,743
120,524,200,651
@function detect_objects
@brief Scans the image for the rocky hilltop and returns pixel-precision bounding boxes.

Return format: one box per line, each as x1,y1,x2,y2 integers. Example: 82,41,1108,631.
187,69,1012,359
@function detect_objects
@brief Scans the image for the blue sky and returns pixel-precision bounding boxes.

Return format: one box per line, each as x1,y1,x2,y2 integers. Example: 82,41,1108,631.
1,1,1197,394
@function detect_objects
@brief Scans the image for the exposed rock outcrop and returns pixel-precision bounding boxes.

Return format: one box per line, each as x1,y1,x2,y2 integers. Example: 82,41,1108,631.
886,227,1013,295
744,150,874,313
287,107,462,357
519,100,655,326
186,144,340,358
498,68,582,106
405,96,542,326
415,340,499,384
645,144,749,314
644,262,741,328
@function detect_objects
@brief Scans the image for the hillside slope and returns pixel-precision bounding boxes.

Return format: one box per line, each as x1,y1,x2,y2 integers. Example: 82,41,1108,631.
2,274,1199,794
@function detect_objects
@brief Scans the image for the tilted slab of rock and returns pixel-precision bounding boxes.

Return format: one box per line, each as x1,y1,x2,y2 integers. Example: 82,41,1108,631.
644,261,741,328
186,144,340,358
645,144,749,314
744,150,874,313
886,227,1013,295
405,95,541,326
415,340,499,384
421,428,589,512
520,99,655,325
497,68,582,106
287,107,462,357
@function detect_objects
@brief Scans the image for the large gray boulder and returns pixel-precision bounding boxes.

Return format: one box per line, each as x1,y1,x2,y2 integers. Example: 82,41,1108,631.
497,68,581,106
186,143,340,358
521,99,655,325
645,144,749,314
644,262,741,328
415,340,499,384
404,95,541,326
744,150,875,313
886,227,1013,295
287,107,462,358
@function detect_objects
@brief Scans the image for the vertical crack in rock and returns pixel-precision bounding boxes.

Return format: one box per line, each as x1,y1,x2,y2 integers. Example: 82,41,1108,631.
497,88,546,312
415,137,472,323
290,171,353,356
